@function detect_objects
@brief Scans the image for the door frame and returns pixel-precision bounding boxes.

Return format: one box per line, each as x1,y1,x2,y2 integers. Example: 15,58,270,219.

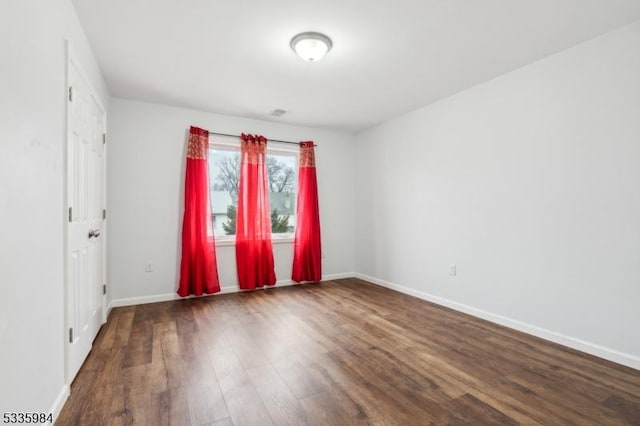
63,42,108,385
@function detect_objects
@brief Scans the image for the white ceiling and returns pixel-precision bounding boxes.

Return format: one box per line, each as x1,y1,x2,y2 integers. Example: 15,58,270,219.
72,0,640,132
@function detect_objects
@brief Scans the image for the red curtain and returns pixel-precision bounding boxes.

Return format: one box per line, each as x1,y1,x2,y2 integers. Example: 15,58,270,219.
236,134,276,289
178,126,220,297
292,141,322,282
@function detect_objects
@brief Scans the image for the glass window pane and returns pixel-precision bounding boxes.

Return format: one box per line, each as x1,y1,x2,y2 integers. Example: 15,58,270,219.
209,147,240,237
208,146,297,237
267,152,297,234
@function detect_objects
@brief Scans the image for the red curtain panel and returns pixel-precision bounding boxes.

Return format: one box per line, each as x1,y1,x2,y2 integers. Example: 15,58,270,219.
178,126,220,297
236,133,276,289
292,141,322,282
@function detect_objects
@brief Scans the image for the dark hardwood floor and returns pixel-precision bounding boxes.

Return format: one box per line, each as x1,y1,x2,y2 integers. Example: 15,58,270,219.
57,278,640,425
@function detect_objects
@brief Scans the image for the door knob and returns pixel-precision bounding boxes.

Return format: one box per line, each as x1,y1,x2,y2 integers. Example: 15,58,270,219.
88,229,101,239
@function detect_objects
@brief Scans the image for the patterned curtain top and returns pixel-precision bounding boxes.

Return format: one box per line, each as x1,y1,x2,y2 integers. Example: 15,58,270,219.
240,133,267,165
187,126,209,160
299,141,316,168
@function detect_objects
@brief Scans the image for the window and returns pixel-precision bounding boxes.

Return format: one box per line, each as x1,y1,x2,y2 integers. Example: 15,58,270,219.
208,143,297,239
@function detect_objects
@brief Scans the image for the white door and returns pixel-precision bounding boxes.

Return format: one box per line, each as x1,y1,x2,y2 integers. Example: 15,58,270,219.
66,53,106,382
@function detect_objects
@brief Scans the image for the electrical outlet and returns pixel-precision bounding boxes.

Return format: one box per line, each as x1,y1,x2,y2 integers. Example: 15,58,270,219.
145,261,153,272
449,264,457,277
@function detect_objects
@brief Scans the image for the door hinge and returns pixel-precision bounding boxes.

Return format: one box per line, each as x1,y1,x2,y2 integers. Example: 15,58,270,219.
68,207,72,222
102,209,106,220
68,86,73,102
102,133,106,144
69,327,74,343
103,284,107,295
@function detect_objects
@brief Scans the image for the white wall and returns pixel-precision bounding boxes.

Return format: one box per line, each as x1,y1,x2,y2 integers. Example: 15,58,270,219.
107,99,355,304
0,0,109,416
355,21,640,368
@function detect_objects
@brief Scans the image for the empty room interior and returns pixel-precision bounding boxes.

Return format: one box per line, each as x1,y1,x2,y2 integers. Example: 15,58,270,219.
2,0,640,424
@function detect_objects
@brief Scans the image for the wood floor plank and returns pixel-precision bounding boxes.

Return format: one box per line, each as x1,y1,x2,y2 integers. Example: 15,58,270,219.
166,387,192,426
246,363,309,425
211,418,234,426
57,279,640,425
604,395,640,425
445,393,519,425
208,346,274,426
299,391,369,426
186,384,229,426
273,354,328,399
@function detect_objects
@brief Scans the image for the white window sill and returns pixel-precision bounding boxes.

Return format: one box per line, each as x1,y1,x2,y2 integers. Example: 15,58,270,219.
214,238,235,247
213,235,294,247
272,236,295,244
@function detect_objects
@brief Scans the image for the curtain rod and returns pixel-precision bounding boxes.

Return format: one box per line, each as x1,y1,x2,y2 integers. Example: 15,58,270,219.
206,130,317,146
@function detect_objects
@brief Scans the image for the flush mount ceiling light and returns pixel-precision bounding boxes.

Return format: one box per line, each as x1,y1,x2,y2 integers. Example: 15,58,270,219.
290,32,333,62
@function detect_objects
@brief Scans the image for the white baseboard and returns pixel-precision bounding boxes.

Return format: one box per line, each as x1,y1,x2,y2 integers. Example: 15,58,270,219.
354,273,640,371
109,272,355,309
322,272,355,281
49,384,70,424
110,292,180,308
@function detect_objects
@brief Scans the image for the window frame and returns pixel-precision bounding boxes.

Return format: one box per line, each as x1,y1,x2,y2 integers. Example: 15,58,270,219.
209,139,298,246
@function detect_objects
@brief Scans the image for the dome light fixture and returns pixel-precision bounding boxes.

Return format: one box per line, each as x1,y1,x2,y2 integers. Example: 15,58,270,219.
290,32,333,62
